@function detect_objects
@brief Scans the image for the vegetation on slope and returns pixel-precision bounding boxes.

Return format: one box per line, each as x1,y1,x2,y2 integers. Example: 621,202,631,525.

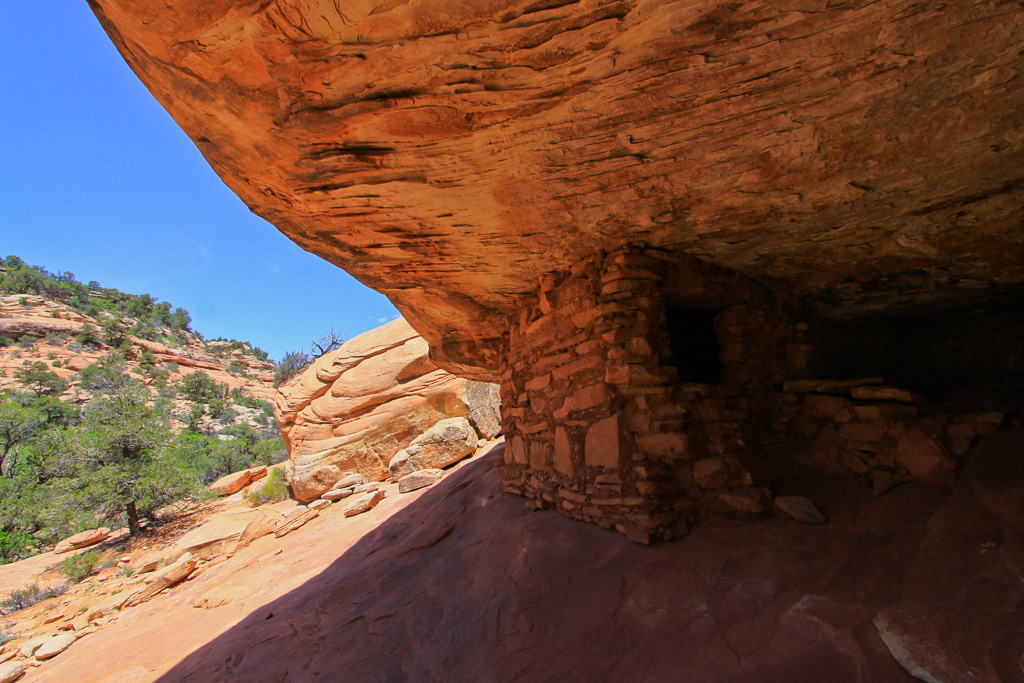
0,255,290,564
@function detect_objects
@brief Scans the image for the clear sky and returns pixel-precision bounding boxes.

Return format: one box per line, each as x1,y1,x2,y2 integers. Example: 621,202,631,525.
0,3,399,362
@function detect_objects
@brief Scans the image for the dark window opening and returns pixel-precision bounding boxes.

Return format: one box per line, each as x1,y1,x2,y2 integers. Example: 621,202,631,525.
665,305,723,384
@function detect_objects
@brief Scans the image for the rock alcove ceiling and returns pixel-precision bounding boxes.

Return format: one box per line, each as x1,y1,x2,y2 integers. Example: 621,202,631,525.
88,0,1024,381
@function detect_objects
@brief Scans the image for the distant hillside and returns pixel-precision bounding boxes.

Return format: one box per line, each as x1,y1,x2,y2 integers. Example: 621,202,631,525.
0,255,278,435
0,255,288,561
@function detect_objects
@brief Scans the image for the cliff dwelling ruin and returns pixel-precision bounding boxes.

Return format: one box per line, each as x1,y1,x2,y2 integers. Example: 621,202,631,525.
88,0,1024,542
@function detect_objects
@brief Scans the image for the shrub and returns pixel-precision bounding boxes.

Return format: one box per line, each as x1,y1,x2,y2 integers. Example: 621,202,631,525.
273,350,311,387
60,550,102,583
0,529,40,565
0,582,68,616
0,625,12,646
246,468,290,507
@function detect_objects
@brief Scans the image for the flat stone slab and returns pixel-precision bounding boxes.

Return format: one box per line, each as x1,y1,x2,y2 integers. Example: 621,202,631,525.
775,496,828,525
398,469,444,493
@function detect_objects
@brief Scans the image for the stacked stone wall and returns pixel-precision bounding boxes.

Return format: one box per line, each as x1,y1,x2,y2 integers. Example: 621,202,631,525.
499,245,807,543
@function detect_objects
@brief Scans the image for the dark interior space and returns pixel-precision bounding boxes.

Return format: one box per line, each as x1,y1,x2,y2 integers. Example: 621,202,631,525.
664,304,723,384
810,290,1024,412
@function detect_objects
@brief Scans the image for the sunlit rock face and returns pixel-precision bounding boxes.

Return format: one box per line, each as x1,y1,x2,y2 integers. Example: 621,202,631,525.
88,0,1024,379
275,318,500,502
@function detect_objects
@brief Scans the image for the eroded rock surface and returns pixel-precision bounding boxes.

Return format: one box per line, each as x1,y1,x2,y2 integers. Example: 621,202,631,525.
21,431,1019,682
275,318,499,501
89,0,1024,377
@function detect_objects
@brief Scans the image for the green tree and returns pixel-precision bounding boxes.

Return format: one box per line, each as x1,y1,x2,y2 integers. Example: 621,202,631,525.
169,307,191,332
14,362,68,398
99,317,129,347
70,367,200,535
0,402,42,476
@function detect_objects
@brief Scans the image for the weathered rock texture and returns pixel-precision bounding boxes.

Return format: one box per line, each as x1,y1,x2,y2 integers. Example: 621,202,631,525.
275,318,500,501
89,1,1024,539
25,434,1022,682
87,0,1024,379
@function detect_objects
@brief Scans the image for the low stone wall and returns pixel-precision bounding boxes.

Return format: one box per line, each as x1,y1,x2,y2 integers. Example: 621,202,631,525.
780,381,1005,491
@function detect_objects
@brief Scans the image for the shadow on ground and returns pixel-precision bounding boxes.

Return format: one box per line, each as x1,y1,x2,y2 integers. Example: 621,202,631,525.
153,434,1024,682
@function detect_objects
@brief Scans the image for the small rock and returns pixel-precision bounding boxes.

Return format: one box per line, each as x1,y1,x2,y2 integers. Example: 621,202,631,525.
388,449,415,479
321,488,355,501
352,482,380,494
308,499,331,511
693,457,731,489
137,560,159,573
0,661,25,683
398,469,444,493
34,632,77,660
282,504,307,518
851,385,915,403
331,473,367,490
19,637,47,659
209,470,252,497
274,508,319,538
718,488,770,514
775,496,828,524
344,489,386,517
53,527,110,554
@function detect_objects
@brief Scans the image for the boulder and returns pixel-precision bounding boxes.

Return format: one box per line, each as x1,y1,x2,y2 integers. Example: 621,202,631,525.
331,473,367,491
0,661,24,683
896,429,957,479
398,469,444,494
387,450,415,479
274,509,319,538
121,553,197,609
775,496,828,525
321,488,355,502
400,417,478,473
53,527,110,554
209,470,252,497
344,490,385,518
19,637,47,659
34,632,77,660
171,511,276,561
275,318,499,501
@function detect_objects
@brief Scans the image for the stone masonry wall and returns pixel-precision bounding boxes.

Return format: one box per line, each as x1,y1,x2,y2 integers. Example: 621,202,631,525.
498,245,808,543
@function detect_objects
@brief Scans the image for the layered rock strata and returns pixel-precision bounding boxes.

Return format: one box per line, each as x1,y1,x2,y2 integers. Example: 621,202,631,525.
88,0,1024,540
87,0,1024,378
275,318,500,501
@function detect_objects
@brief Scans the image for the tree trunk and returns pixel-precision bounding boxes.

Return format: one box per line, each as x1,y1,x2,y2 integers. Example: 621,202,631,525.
126,501,141,536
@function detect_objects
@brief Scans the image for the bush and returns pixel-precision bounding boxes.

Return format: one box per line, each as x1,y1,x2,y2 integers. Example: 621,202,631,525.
60,550,102,583
273,350,311,387
0,625,12,646
0,529,40,565
0,582,68,616
246,468,290,507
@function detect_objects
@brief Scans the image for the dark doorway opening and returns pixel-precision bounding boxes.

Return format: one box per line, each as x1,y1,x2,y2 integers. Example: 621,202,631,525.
665,305,723,384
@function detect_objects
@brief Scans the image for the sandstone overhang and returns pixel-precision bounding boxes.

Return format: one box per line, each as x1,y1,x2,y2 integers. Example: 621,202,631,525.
88,0,1024,380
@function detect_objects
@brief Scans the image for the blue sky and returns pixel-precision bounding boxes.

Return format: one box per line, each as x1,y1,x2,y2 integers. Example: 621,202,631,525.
0,3,398,362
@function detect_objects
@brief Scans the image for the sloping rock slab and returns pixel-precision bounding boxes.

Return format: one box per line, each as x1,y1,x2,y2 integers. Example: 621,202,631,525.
873,428,1024,682
170,511,276,561
120,432,1022,683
